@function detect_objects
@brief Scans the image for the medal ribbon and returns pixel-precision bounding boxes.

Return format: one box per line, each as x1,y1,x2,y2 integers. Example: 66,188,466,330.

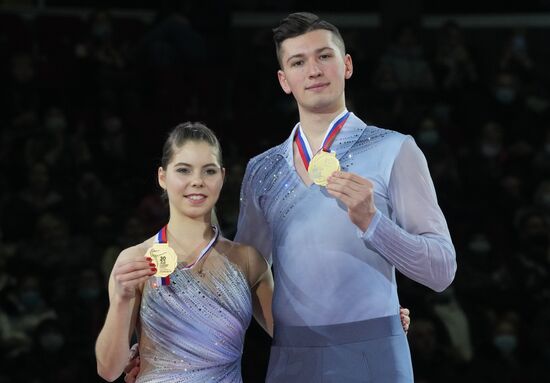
294,111,350,170
155,225,219,285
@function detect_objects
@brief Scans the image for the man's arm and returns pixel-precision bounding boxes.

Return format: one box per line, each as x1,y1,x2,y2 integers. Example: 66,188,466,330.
234,160,273,264
365,137,456,291
327,137,456,292
248,246,274,337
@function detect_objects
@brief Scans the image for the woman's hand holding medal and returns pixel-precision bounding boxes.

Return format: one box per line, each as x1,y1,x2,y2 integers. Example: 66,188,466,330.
111,248,158,300
326,171,377,232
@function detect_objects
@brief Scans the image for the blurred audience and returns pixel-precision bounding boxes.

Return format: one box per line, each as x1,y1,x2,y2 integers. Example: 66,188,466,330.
0,8,549,383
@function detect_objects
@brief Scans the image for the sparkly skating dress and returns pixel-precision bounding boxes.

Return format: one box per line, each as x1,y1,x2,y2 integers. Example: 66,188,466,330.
136,254,252,383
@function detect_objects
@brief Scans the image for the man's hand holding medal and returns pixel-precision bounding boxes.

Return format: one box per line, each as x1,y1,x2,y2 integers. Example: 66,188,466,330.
325,170,377,233
307,148,377,234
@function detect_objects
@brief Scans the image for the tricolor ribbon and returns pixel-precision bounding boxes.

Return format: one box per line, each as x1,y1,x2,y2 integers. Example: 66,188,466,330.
154,225,219,286
294,111,350,170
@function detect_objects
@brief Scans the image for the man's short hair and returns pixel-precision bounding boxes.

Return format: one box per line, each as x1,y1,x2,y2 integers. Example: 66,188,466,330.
272,12,346,67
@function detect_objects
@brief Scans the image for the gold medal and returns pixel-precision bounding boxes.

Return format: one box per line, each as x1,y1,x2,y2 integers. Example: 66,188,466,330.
145,243,178,277
308,151,340,186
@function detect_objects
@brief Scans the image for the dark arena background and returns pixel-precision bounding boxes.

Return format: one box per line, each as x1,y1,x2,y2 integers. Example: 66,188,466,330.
1,0,550,382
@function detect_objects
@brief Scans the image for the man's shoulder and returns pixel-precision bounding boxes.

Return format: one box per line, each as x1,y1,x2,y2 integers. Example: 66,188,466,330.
240,141,290,194
359,122,408,147
245,141,288,172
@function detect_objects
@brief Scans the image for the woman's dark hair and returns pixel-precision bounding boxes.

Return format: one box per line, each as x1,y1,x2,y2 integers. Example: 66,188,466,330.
161,121,222,169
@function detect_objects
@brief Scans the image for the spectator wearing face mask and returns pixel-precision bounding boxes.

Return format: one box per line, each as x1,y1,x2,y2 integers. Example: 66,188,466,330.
499,28,534,83
414,116,462,215
467,311,523,383
485,70,530,141
458,121,510,216
457,232,503,305
432,20,479,96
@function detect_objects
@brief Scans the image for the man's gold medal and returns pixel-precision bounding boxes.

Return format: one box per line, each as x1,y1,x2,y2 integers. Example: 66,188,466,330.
145,243,178,277
308,151,340,186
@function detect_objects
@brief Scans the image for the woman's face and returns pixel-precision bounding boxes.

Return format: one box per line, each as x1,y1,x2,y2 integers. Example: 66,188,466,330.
158,141,224,221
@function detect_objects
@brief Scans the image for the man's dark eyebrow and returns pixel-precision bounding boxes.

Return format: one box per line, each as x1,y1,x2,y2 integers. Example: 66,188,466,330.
285,47,335,64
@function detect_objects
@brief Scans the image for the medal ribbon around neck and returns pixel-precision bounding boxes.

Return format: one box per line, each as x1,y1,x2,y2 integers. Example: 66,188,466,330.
294,111,350,170
153,225,219,286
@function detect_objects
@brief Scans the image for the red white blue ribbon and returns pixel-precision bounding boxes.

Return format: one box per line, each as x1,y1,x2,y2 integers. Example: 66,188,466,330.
294,111,350,170
154,225,219,286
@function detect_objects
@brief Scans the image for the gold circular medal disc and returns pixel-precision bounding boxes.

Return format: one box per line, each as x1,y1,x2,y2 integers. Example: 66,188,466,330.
308,151,340,186
146,243,178,277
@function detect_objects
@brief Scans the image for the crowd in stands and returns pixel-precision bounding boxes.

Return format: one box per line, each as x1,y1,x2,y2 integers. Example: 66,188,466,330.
1,5,549,382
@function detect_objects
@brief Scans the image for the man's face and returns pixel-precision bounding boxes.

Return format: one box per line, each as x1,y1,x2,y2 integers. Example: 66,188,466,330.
277,29,352,115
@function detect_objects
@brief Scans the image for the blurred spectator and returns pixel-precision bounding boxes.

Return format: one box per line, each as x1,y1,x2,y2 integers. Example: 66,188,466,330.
76,9,126,71
499,28,534,82
24,106,69,170
378,21,436,92
71,171,114,228
430,287,474,363
485,70,529,138
136,192,169,236
0,7,549,382
467,311,523,382
2,52,41,125
408,316,460,382
72,268,108,347
369,61,404,127
9,275,57,338
414,116,462,210
508,209,550,317
458,120,508,212
7,163,64,239
433,20,478,93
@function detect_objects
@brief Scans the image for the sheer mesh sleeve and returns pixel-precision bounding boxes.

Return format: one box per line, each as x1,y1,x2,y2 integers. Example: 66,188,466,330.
363,137,456,292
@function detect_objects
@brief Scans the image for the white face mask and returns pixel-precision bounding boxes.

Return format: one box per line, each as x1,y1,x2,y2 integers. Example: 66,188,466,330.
493,334,517,354
495,87,516,104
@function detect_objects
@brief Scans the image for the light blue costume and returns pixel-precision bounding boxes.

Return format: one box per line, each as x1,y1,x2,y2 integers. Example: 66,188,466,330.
235,110,457,382
136,254,251,383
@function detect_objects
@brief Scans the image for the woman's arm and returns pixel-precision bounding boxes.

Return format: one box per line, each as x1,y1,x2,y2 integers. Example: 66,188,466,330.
95,246,155,381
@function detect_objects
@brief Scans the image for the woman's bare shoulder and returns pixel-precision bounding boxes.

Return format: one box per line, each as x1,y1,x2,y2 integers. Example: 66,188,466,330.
217,238,268,284
217,237,261,259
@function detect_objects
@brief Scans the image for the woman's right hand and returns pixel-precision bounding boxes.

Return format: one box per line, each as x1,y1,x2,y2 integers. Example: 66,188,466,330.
112,248,157,300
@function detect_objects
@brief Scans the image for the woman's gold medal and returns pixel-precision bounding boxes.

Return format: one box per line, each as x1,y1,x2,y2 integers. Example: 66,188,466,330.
145,243,178,277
